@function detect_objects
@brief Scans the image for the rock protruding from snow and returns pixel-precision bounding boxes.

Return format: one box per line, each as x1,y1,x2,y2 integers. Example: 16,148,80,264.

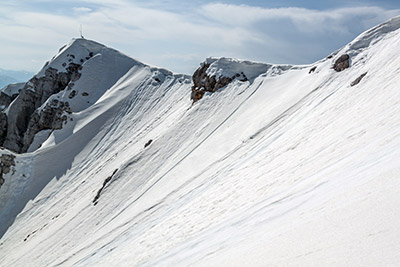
22,100,72,152
0,112,8,145
333,54,350,72
351,72,368,87
0,153,15,189
191,58,271,102
0,83,24,107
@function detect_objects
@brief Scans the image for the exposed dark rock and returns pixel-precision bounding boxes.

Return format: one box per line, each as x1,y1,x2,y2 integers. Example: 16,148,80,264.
69,90,77,99
0,93,15,111
333,54,350,72
0,113,8,145
93,169,118,205
0,84,23,111
1,62,82,153
67,63,82,82
82,92,89,96
144,139,153,148
0,154,16,189
327,55,333,59
309,66,317,74
22,100,72,152
239,72,248,82
191,63,247,103
351,72,368,87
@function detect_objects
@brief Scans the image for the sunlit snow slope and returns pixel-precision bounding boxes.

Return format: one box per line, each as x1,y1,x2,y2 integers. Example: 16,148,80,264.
1,16,400,266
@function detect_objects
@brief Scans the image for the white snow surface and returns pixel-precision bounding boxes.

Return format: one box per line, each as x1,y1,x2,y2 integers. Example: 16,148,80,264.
1,16,400,266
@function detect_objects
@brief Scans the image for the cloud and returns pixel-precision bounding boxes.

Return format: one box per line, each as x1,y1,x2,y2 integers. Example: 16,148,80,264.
0,1,399,74
201,4,400,34
73,7,93,13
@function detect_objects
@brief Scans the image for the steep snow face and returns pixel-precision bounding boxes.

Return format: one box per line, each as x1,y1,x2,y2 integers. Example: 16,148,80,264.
1,16,400,267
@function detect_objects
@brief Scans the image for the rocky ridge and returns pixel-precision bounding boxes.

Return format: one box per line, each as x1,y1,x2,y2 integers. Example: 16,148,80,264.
191,58,272,102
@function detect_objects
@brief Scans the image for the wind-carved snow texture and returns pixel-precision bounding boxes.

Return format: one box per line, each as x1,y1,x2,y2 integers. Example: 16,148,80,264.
1,16,400,267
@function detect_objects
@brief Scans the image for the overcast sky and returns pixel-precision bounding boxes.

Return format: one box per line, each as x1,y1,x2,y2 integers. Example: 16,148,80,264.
1,0,399,75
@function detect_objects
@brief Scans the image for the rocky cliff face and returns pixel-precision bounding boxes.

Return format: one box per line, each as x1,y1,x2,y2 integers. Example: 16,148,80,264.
191,62,248,103
190,57,275,103
1,63,82,153
0,93,17,110
191,63,247,102
0,113,7,146
0,153,15,189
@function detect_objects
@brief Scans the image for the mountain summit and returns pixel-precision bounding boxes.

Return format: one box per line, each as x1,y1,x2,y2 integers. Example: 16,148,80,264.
1,16,400,266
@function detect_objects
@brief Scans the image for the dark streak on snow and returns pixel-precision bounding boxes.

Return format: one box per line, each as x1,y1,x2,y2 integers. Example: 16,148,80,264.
144,139,153,148
351,72,368,86
93,169,118,206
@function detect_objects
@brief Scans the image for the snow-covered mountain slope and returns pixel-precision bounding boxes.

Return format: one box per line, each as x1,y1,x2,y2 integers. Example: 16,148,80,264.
1,16,400,266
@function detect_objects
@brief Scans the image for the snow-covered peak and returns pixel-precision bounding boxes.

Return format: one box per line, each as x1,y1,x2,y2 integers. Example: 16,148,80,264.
37,38,144,78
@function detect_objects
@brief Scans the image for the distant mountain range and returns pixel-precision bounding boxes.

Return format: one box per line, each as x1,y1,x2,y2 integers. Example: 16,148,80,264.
0,68,34,89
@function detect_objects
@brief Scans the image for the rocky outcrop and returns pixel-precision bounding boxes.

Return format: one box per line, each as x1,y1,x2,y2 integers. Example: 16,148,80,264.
22,100,72,152
0,93,16,110
333,54,350,72
0,154,15,189
0,83,24,111
144,139,153,148
0,113,7,145
191,63,247,103
1,63,82,153
351,72,368,86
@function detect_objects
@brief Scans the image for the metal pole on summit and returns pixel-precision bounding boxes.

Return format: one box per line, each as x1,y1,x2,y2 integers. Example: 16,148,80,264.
80,24,85,39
